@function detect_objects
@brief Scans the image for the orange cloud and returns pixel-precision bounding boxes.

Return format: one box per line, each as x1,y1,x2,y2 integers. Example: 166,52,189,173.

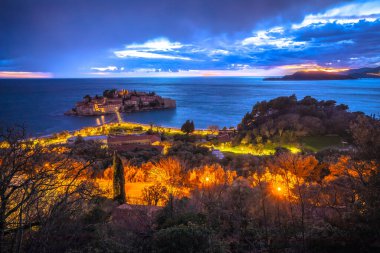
279,64,349,72
0,71,53,78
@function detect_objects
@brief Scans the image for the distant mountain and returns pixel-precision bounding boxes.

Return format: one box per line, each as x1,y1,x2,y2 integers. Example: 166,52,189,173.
264,66,380,81
264,71,356,81
343,66,380,78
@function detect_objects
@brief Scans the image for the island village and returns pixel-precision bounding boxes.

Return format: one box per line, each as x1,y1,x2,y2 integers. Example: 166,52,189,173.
62,88,235,159
65,89,176,116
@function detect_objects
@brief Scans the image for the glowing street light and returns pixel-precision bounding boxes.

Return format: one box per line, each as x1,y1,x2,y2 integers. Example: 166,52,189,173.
272,183,284,197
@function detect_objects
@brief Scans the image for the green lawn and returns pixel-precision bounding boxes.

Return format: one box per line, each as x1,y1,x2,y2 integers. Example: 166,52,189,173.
212,143,301,156
211,135,343,155
300,135,343,152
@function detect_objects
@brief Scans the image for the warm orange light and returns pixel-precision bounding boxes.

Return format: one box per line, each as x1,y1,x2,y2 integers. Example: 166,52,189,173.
280,64,349,73
303,67,350,73
205,177,210,182
201,71,220,77
0,71,52,78
272,183,285,197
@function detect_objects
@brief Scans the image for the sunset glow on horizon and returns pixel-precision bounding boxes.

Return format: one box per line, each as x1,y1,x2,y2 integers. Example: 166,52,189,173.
279,64,350,73
0,71,53,79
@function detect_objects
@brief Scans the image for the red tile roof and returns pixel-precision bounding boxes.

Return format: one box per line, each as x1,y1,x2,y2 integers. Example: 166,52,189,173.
110,144,163,153
108,134,161,144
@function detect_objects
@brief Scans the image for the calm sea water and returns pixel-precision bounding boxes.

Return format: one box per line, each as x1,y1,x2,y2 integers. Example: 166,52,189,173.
0,77,379,136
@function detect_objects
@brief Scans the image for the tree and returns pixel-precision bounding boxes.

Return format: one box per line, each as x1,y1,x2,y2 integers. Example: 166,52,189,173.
142,183,167,206
112,151,126,204
270,153,318,250
0,126,99,252
103,89,117,98
148,157,184,196
181,120,194,135
154,224,220,253
188,164,237,188
350,114,380,159
83,94,91,102
207,125,219,135
74,135,84,144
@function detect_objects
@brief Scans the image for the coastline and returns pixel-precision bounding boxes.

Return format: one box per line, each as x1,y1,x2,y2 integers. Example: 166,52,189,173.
2,78,380,136
35,120,213,145
68,89,176,116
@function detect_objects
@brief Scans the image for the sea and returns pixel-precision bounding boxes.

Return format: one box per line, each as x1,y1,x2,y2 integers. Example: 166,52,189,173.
0,77,379,137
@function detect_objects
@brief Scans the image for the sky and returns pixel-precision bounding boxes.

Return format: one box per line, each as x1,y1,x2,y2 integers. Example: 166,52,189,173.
1,0,380,78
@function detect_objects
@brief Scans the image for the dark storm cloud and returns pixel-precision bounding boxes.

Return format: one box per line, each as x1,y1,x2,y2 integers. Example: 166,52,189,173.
0,0,378,76
225,18,380,67
107,18,380,70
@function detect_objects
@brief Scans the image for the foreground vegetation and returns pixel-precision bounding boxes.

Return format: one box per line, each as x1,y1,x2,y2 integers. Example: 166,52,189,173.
36,121,212,146
1,95,379,252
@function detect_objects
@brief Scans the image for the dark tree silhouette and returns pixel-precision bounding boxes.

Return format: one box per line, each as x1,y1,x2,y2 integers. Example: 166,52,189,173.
181,120,195,135
83,94,91,102
0,126,100,252
112,151,126,204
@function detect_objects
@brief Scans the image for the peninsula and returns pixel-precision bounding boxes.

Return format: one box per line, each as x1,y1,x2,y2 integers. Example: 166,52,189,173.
65,89,176,116
264,70,356,81
264,66,380,81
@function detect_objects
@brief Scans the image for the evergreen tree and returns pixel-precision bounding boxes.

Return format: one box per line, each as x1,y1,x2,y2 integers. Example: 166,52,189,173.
181,120,195,135
112,151,126,204
83,94,91,102
190,120,195,132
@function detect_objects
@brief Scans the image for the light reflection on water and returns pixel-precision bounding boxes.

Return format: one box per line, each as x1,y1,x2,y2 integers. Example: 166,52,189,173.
0,77,379,136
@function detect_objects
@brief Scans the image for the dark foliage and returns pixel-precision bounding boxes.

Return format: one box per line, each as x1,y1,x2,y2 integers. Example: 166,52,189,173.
102,89,117,98
237,95,361,145
112,152,126,204
181,120,195,135
167,141,216,168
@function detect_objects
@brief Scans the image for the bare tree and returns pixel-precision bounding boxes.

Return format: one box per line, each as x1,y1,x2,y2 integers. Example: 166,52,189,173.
207,125,219,135
142,183,167,206
271,153,318,251
0,126,100,252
